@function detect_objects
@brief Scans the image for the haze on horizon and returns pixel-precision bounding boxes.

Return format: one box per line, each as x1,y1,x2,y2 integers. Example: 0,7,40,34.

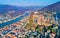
0,0,60,7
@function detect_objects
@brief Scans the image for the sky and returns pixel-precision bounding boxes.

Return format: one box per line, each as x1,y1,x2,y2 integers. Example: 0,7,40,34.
0,0,60,6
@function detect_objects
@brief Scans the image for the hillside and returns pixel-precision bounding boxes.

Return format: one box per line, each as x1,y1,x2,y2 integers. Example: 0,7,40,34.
40,1,60,12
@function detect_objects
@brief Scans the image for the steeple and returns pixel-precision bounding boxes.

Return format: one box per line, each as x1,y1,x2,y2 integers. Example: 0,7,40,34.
55,14,58,24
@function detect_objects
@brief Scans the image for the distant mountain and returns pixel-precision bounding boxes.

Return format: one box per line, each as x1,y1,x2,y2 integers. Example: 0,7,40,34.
0,5,43,15
0,5,26,15
40,1,60,12
22,6,43,10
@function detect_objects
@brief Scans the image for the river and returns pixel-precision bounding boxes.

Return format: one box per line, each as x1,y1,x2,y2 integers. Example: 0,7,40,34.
0,12,29,28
